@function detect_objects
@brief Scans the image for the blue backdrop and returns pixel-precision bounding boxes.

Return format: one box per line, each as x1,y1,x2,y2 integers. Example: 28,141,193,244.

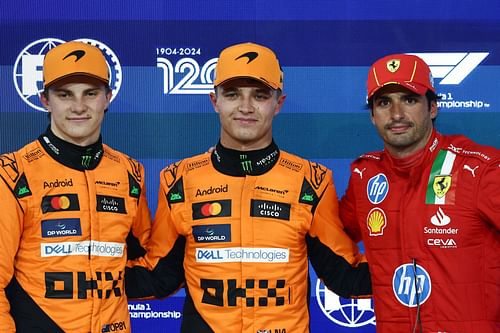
1,1,499,332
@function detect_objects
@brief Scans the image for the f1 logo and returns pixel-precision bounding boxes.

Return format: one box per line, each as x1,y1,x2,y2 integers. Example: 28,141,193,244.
410,52,489,85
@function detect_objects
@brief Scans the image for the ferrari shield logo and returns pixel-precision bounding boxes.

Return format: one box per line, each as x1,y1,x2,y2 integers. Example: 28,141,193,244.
386,59,400,73
432,175,452,198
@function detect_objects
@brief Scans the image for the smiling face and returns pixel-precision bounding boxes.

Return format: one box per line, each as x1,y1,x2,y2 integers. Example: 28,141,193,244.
370,85,437,158
210,78,286,151
40,75,112,146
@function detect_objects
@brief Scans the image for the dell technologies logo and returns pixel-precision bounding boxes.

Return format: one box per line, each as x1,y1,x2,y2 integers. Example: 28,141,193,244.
13,38,122,111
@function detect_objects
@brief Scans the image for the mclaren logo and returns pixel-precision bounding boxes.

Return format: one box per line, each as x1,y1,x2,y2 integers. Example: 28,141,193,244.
410,52,489,84
235,51,258,64
63,50,85,62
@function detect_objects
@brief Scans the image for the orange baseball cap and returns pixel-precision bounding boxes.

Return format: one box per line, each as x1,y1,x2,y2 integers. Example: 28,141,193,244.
43,41,109,88
367,54,435,99
214,42,283,90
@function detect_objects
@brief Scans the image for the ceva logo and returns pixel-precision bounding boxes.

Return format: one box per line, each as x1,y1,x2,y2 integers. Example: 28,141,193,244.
410,52,489,85
13,38,122,111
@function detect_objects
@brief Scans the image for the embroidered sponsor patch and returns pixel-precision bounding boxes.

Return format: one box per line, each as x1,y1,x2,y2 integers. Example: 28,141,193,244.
42,218,82,238
366,173,389,204
192,224,231,243
425,150,456,204
366,208,387,236
192,200,231,220
250,199,291,221
42,194,80,213
96,195,126,214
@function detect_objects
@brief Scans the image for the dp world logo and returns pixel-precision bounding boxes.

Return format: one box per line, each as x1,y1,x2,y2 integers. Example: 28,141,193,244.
315,279,375,328
13,38,122,112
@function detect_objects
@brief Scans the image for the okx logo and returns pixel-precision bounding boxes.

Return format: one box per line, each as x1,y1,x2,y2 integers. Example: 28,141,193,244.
410,52,489,85
13,38,122,111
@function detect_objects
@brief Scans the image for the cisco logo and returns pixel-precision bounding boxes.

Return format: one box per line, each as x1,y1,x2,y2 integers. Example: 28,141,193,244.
315,279,375,328
13,38,122,111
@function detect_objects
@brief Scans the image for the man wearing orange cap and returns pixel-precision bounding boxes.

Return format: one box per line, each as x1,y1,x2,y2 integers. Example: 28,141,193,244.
0,41,151,332
125,42,371,333
339,54,500,332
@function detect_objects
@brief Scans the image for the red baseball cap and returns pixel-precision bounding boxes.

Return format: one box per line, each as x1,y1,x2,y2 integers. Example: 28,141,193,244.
214,42,283,90
367,54,435,99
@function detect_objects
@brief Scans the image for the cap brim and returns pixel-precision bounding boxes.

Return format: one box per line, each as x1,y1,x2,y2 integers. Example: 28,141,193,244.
368,81,429,99
215,76,279,90
45,72,109,89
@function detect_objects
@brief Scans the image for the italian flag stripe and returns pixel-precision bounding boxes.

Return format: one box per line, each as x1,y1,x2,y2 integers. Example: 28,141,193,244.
425,150,456,204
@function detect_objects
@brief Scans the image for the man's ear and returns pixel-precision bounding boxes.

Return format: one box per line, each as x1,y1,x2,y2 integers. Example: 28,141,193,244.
430,100,438,120
273,94,286,116
209,92,219,113
40,92,50,111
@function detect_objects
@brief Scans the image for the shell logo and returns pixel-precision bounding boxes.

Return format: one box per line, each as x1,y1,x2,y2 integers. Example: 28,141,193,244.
366,207,387,236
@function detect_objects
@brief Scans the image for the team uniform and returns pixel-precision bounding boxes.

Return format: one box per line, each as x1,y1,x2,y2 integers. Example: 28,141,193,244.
0,129,151,333
127,141,371,333
340,130,500,333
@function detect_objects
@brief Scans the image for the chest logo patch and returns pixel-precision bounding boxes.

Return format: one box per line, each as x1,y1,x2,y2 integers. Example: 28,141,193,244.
192,224,231,243
366,208,387,236
42,194,80,213
192,200,231,220
250,199,291,221
392,263,431,307
366,173,389,204
432,175,451,198
41,218,82,238
96,195,127,214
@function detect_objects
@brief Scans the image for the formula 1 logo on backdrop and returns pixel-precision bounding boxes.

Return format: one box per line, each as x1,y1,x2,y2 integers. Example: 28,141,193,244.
315,279,375,328
410,52,489,85
13,38,122,112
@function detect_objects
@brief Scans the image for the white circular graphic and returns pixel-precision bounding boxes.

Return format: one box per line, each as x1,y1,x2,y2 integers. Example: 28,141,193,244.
13,38,122,112
315,279,376,328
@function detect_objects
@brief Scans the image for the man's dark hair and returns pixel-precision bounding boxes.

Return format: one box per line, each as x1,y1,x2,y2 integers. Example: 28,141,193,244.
366,89,440,110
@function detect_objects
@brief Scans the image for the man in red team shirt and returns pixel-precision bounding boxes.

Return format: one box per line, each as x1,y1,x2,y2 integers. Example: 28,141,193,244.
340,54,500,332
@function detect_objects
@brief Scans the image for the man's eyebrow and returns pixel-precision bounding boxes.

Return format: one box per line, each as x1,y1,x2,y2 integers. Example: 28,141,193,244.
255,88,272,94
52,88,71,93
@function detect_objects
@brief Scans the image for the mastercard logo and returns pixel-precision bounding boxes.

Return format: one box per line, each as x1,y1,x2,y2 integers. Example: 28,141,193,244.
200,202,222,216
42,193,80,213
192,199,231,220
50,196,71,210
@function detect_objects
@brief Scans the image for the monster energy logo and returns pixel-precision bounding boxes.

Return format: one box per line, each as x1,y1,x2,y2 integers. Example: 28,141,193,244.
240,154,253,173
81,155,92,168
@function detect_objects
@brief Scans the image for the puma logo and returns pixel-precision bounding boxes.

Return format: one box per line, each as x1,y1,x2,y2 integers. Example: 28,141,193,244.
354,167,366,179
463,164,479,177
